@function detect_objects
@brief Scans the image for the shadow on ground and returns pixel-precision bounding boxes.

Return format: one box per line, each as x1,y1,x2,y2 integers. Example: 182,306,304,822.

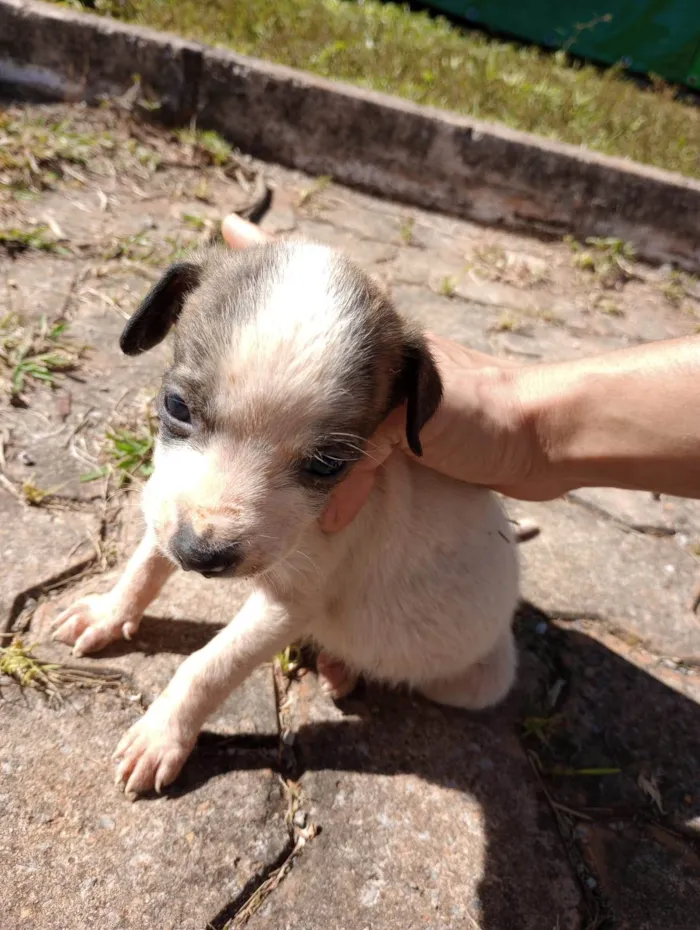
98,615,226,658
158,602,700,929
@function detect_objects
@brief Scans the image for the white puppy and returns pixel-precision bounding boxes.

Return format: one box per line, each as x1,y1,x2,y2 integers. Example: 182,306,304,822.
54,239,519,796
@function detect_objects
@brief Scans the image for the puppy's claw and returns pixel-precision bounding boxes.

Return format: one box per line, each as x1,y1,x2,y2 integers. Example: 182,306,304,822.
115,759,130,787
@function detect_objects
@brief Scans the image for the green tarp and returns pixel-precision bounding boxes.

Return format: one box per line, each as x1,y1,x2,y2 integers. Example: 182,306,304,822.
426,1,700,88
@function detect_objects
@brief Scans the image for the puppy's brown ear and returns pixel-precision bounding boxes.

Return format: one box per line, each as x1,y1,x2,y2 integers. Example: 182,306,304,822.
120,262,201,355
393,335,443,457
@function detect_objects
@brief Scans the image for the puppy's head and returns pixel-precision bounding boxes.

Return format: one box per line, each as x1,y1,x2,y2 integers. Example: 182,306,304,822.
121,240,441,578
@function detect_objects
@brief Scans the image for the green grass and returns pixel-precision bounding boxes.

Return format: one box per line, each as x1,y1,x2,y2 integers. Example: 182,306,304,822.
0,225,66,255
0,109,116,197
56,0,700,179
566,234,637,288
0,313,86,398
82,419,156,485
0,635,123,697
436,274,457,297
175,126,235,165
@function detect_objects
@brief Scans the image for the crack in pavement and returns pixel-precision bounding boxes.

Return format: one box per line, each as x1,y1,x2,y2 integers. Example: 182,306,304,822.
204,662,319,930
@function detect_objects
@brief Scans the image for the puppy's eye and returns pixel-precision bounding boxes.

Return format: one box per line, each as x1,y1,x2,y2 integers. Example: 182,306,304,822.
164,393,191,423
301,453,348,480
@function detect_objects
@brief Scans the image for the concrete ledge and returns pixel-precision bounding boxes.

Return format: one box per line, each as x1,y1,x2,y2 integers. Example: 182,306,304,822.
1,0,699,270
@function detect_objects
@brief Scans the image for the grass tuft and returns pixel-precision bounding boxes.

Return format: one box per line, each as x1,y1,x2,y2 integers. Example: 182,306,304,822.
436,274,457,297
0,313,86,399
0,637,59,689
175,126,234,166
0,109,116,198
0,225,68,256
82,415,156,486
567,235,637,289
0,635,124,699
277,644,303,676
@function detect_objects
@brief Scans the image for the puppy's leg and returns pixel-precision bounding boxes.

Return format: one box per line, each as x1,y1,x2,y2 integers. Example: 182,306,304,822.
52,530,175,656
114,589,300,795
316,651,359,701
419,629,516,710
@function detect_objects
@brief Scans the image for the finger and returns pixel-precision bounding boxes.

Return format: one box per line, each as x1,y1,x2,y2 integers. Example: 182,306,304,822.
221,214,271,249
320,468,377,534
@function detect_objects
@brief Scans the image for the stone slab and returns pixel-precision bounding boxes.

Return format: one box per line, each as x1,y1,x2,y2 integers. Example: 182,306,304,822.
247,673,582,930
0,490,99,631
514,607,700,930
508,497,700,658
0,691,288,930
569,487,700,541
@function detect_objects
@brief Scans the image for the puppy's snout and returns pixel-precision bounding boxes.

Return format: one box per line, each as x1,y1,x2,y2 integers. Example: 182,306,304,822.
171,521,242,577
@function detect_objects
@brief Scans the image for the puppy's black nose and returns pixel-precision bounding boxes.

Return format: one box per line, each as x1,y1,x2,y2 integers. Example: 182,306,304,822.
171,522,242,576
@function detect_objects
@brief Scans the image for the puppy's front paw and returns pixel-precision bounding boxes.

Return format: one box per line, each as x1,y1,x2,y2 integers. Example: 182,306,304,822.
52,593,139,656
113,701,196,796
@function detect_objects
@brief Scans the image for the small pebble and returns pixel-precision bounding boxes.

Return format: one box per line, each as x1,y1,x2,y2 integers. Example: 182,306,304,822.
18,450,36,466
514,518,540,543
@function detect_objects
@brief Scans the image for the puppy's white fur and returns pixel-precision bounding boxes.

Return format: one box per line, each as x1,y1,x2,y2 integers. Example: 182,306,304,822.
54,240,519,796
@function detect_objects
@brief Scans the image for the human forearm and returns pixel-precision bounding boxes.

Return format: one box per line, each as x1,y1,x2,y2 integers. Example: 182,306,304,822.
518,336,700,499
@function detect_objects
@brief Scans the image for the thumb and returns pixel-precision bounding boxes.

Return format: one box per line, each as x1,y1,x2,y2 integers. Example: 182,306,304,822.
319,414,403,534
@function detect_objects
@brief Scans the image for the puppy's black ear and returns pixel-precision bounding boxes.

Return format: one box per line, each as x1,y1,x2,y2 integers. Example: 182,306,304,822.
119,261,201,356
393,335,443,457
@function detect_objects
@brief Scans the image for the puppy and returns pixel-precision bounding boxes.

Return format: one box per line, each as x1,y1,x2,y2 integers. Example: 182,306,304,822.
53,239,519,796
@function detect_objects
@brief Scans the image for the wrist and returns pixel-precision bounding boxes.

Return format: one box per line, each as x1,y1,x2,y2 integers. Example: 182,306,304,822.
508,361,586,495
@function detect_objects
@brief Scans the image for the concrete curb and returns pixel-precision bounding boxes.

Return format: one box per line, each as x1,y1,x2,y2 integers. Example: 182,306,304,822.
1,0,699,270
